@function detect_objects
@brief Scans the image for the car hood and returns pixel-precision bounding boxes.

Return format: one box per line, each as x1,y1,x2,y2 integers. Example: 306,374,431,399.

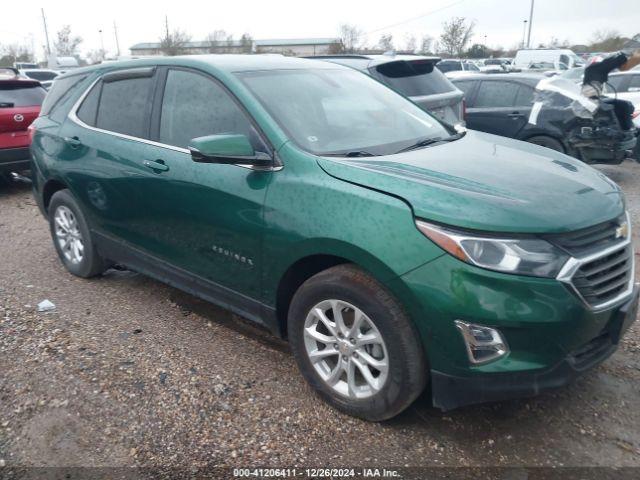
317,131,624,233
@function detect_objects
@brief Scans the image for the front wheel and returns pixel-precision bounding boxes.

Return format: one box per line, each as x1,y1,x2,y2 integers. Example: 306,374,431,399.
288,265,427,421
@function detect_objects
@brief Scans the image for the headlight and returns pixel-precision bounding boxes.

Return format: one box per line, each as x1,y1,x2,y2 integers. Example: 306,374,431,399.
416,220,569,278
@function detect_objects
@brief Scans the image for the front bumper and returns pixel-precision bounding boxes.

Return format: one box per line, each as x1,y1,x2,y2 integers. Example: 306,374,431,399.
432,286,637,410
390,253,638,411
0,147,31,172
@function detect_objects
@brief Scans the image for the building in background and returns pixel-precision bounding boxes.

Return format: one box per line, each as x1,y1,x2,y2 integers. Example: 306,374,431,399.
130,38,341,57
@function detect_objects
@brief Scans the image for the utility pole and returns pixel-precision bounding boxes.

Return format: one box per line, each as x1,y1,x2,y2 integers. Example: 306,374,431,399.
526,0,535,48
165,15,170,39
113,21,121,57
522,20,528,48
99,29,105,52
41,8,51,55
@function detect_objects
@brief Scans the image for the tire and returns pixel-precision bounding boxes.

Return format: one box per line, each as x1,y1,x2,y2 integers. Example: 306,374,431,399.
527,135,565,153
48,189,107,278
288,264,427,421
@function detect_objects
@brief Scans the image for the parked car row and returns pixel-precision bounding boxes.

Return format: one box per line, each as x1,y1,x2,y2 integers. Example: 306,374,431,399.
23,54,638,422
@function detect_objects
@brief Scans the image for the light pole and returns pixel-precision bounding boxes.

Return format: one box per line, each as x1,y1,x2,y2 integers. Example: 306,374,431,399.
526,0,535,48
522,20,528,48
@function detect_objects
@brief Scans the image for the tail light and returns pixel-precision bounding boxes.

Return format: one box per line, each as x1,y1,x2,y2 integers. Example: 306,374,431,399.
27,123,36,143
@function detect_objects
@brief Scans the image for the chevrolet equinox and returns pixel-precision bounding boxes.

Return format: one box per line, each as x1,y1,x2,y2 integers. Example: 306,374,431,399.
30,56,638,421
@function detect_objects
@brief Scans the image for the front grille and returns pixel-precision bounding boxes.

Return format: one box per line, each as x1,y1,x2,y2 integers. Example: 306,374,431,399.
571,244,633,307
546,215,626,256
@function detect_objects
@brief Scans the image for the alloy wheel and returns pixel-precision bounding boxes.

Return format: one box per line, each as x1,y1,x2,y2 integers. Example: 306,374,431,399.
54,205,85,265
303,299,389,399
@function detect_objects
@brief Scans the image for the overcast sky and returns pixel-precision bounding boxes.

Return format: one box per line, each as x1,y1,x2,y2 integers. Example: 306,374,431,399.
1,0,639,59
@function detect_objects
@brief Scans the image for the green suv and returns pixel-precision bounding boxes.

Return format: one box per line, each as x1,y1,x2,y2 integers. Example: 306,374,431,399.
30,55,638,421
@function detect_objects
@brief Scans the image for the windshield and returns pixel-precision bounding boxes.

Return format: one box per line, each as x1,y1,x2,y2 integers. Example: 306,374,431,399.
238,68,450,156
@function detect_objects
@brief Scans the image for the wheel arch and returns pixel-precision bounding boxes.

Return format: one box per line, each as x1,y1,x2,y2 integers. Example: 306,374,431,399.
522,132,567,153
42,178,70,215
272,240,404,339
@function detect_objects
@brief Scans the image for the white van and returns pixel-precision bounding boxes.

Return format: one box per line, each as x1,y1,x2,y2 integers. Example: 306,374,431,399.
514,49,585,72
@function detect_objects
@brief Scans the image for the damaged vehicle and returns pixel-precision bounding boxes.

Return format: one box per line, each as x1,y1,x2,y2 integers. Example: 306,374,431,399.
453,73,637,164
30,56,637,420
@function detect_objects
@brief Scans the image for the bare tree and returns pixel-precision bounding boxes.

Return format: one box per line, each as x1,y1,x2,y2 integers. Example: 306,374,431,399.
338,24,364,53
404,34,417,53
54,25,82,56
377,34,394,52
207,30,229,53
589,29,627,51
0,43,34,67
439,17,475,57
159,27,191,56
419,35,434,54
239,33,253,54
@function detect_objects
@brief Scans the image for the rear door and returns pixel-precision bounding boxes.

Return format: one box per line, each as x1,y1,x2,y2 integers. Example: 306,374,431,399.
59,67,159,245
465,80,531,138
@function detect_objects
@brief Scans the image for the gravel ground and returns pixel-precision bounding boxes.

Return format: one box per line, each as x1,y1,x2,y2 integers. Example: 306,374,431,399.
1,162,640,476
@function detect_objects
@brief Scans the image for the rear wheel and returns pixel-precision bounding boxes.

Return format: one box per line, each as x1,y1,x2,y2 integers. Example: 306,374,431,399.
527,136,565,153
48,189,107,278
288,264,427,421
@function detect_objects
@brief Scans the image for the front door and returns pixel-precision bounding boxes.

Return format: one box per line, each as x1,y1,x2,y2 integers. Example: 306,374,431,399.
127,67,274,299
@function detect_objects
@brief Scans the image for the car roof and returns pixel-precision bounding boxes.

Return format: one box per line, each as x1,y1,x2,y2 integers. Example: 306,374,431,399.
450,73,545,84
56,54,345,81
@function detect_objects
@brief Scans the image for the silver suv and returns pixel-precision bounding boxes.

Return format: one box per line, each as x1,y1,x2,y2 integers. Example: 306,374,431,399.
309,54,465,125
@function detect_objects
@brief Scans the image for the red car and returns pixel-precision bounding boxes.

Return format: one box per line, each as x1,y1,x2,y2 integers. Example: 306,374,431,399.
0,69,47,180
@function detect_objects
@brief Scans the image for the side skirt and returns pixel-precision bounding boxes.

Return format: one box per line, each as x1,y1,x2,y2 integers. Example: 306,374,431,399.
93,231,281,337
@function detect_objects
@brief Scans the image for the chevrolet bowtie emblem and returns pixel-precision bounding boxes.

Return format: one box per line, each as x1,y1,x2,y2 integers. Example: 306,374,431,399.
615,222,629,239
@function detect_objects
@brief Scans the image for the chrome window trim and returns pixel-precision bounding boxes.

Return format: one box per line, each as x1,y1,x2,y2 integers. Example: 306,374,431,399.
67,75,282,171
556,212,635,311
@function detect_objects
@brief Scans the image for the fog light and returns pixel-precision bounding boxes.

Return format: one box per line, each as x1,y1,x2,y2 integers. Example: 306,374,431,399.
455,320,509,365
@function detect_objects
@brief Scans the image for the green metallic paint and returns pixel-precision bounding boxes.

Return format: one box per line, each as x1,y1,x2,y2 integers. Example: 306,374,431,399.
317,131,624,233
30,55,633,406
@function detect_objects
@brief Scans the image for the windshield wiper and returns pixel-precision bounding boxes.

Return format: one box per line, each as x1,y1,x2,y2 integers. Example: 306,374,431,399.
396,132,465,154
322,150,378,158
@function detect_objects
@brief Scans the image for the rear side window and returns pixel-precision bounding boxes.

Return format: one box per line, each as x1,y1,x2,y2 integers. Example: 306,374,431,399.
474,81,520,108
159,69,263,150
96,77,152,138
40,74,86,116
376,61,455,96
77,81,101,126
0,84,46,107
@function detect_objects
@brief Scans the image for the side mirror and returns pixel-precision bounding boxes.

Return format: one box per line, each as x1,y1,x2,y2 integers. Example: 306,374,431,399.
188,134,271,166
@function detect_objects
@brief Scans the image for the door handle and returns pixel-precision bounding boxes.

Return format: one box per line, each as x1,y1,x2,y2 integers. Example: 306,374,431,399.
508,112,523,118
64,136,82,148
143,159,169,172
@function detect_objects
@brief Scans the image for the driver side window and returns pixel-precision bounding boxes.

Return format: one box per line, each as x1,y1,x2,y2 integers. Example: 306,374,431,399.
159,69,267,152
